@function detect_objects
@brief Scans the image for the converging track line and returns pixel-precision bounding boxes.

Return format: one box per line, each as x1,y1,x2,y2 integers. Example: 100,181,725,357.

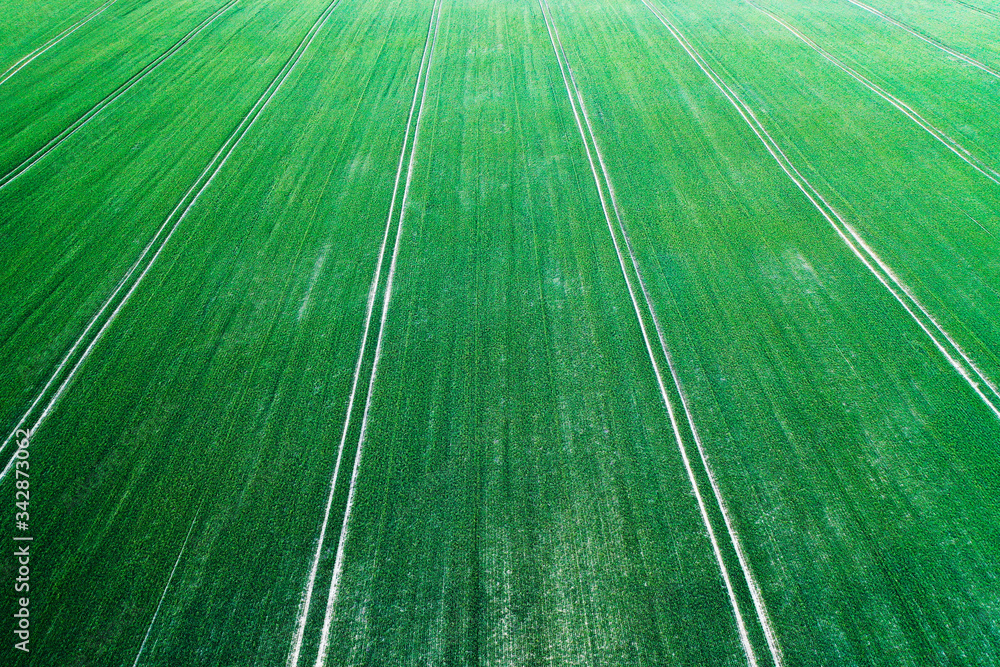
285,1,443,665
845,0,1000,80
0,0,238,190
0,0,344,483
129,500,203,667
537,1,783,665
746,0,1000,186
638,0,1000,421
0,0,120,87
951,0,1000,21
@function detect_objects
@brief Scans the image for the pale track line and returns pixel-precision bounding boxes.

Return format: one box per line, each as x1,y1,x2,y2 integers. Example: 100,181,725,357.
638,0,1000,421
0,0,120,87
846,0,1000,80
539,1,782,665
0,0,238,190
952,0,1000,20
747,0,1000,186
315,1,442,662
0,0,345,484
285,1,443,665
130,501,202,667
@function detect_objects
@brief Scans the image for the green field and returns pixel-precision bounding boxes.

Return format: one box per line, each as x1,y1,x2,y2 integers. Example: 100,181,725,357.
2,0,999,664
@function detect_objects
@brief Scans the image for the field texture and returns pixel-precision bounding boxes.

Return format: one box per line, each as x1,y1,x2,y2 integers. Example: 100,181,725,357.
2,0,999,664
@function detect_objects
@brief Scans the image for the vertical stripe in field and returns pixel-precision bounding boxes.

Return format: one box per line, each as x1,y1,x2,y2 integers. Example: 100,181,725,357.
951,0,1000,21
845,0,1000,80
0,0,120,87
638,0,1000,422
0,0,239,190
744,0,1000,186
537,1,784,665
0,0,345,483
285,1,444,665
130,500,203,667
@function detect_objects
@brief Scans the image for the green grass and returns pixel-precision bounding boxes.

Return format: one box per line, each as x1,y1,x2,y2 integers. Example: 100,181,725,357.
1,0,999,664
